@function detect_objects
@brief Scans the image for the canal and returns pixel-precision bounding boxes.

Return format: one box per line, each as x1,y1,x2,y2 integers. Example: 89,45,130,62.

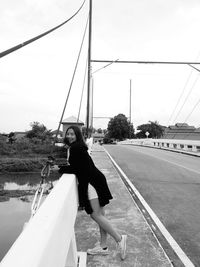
0,171,60,261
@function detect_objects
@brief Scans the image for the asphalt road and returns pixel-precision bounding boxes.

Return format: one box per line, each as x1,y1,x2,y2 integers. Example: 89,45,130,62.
105,144,200,267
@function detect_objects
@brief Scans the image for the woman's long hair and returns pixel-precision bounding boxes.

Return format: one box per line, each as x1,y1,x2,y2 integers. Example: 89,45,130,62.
64,126,87,148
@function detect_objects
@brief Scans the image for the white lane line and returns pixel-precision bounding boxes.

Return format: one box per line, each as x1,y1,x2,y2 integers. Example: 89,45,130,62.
105,149,195,267
127,146,200,175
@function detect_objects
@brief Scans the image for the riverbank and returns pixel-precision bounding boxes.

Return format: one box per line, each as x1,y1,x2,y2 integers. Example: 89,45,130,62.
0,158,46,173
0,140,66,173
0,170,60,202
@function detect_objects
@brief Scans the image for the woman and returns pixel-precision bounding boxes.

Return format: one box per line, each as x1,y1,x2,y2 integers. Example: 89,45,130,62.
59,126,127,259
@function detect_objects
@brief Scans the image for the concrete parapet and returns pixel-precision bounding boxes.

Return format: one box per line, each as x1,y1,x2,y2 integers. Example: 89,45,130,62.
119,138,200,156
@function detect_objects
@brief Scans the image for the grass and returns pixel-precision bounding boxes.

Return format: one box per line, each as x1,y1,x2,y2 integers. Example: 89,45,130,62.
0,138,66,173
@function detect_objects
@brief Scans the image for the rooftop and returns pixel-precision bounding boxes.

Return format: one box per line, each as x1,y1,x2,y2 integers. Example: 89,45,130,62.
62,116,84,125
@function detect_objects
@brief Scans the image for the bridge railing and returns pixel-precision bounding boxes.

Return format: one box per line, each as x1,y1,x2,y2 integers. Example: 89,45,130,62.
0,174,87,267
119,138,200,153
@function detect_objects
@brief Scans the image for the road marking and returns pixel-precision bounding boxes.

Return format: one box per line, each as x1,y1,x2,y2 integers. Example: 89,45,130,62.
128,146,200,175
105,148,195,267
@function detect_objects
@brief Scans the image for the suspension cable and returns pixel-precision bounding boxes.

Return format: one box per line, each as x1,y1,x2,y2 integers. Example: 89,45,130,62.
0,0,86,59
166,69,194,126
52,15,89,148
171,75,199,127
30,14,89,217
166,51,200,126
179,64,200,140
92,59,119,74
184,99,200,125
170,74,200,139
180,98,200,140
188,64,200,73
26,7,89,221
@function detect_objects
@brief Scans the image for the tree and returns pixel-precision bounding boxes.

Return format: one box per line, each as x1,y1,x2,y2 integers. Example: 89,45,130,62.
103,129,107,135
97,128,103,134
136,121,164,138
26,122,53,143
107,113,135,140
82,126,95,138
8,132,16,144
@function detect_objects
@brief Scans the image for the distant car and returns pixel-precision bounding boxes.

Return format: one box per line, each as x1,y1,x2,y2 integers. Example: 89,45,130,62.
103,138,117,144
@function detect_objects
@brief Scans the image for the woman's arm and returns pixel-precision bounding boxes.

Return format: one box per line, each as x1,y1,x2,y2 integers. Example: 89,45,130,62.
58,164,75,174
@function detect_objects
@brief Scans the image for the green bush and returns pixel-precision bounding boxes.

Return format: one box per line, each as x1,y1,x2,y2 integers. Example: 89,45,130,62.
0,138,55,157
0,158,46,172
0,140,15,156
0,137,67,172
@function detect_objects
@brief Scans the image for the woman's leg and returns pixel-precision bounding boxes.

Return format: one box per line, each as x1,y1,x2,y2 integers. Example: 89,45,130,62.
90,198,121,244
99,207,107,247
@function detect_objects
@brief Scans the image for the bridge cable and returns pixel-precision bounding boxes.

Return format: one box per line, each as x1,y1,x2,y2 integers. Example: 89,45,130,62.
181,97,200,140
166,51,200,126
166,68,194,126
92,59,119,75
179,64,200,139
0,0,86,59
170,75,199,139
51,15,89,149
171,98,200,141
188,64,200,73
31,14,89,219
165,50,200,139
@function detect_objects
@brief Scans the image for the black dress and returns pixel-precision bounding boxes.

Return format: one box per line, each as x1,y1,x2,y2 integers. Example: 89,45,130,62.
59,142,113,214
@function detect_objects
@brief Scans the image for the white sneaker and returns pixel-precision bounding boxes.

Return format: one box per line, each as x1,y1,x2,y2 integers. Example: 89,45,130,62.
118,235,127,260
87,245,109,255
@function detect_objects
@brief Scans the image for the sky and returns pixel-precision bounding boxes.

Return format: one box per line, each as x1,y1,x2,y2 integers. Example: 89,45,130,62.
1,0,200,133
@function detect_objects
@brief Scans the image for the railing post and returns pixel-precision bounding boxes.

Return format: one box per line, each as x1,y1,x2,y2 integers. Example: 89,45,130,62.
192,145,197,152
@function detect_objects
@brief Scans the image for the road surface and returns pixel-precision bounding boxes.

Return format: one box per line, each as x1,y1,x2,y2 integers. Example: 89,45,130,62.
105,144,200,266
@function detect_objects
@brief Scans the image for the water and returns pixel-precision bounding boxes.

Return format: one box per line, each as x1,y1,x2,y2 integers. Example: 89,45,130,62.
0,172,60,261
0,198,31,260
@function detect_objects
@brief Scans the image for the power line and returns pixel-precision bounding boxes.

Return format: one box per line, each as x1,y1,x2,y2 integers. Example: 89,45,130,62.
0,0,86,59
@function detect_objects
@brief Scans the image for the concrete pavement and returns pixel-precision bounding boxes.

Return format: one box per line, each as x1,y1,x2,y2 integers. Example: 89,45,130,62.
75,144,172,267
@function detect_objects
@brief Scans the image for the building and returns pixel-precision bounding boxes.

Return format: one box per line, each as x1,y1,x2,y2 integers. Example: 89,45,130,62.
92,132,105,143
162,123,200,140
61,116,84,137
52,130,63,140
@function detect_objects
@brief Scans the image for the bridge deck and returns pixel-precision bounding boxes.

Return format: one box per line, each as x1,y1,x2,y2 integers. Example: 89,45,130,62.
75,144,172,267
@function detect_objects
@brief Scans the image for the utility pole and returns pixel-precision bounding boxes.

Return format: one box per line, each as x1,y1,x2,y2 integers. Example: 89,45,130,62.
129,79,132,139
86,0,92,137
91,78,94,130
129,79,132,123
